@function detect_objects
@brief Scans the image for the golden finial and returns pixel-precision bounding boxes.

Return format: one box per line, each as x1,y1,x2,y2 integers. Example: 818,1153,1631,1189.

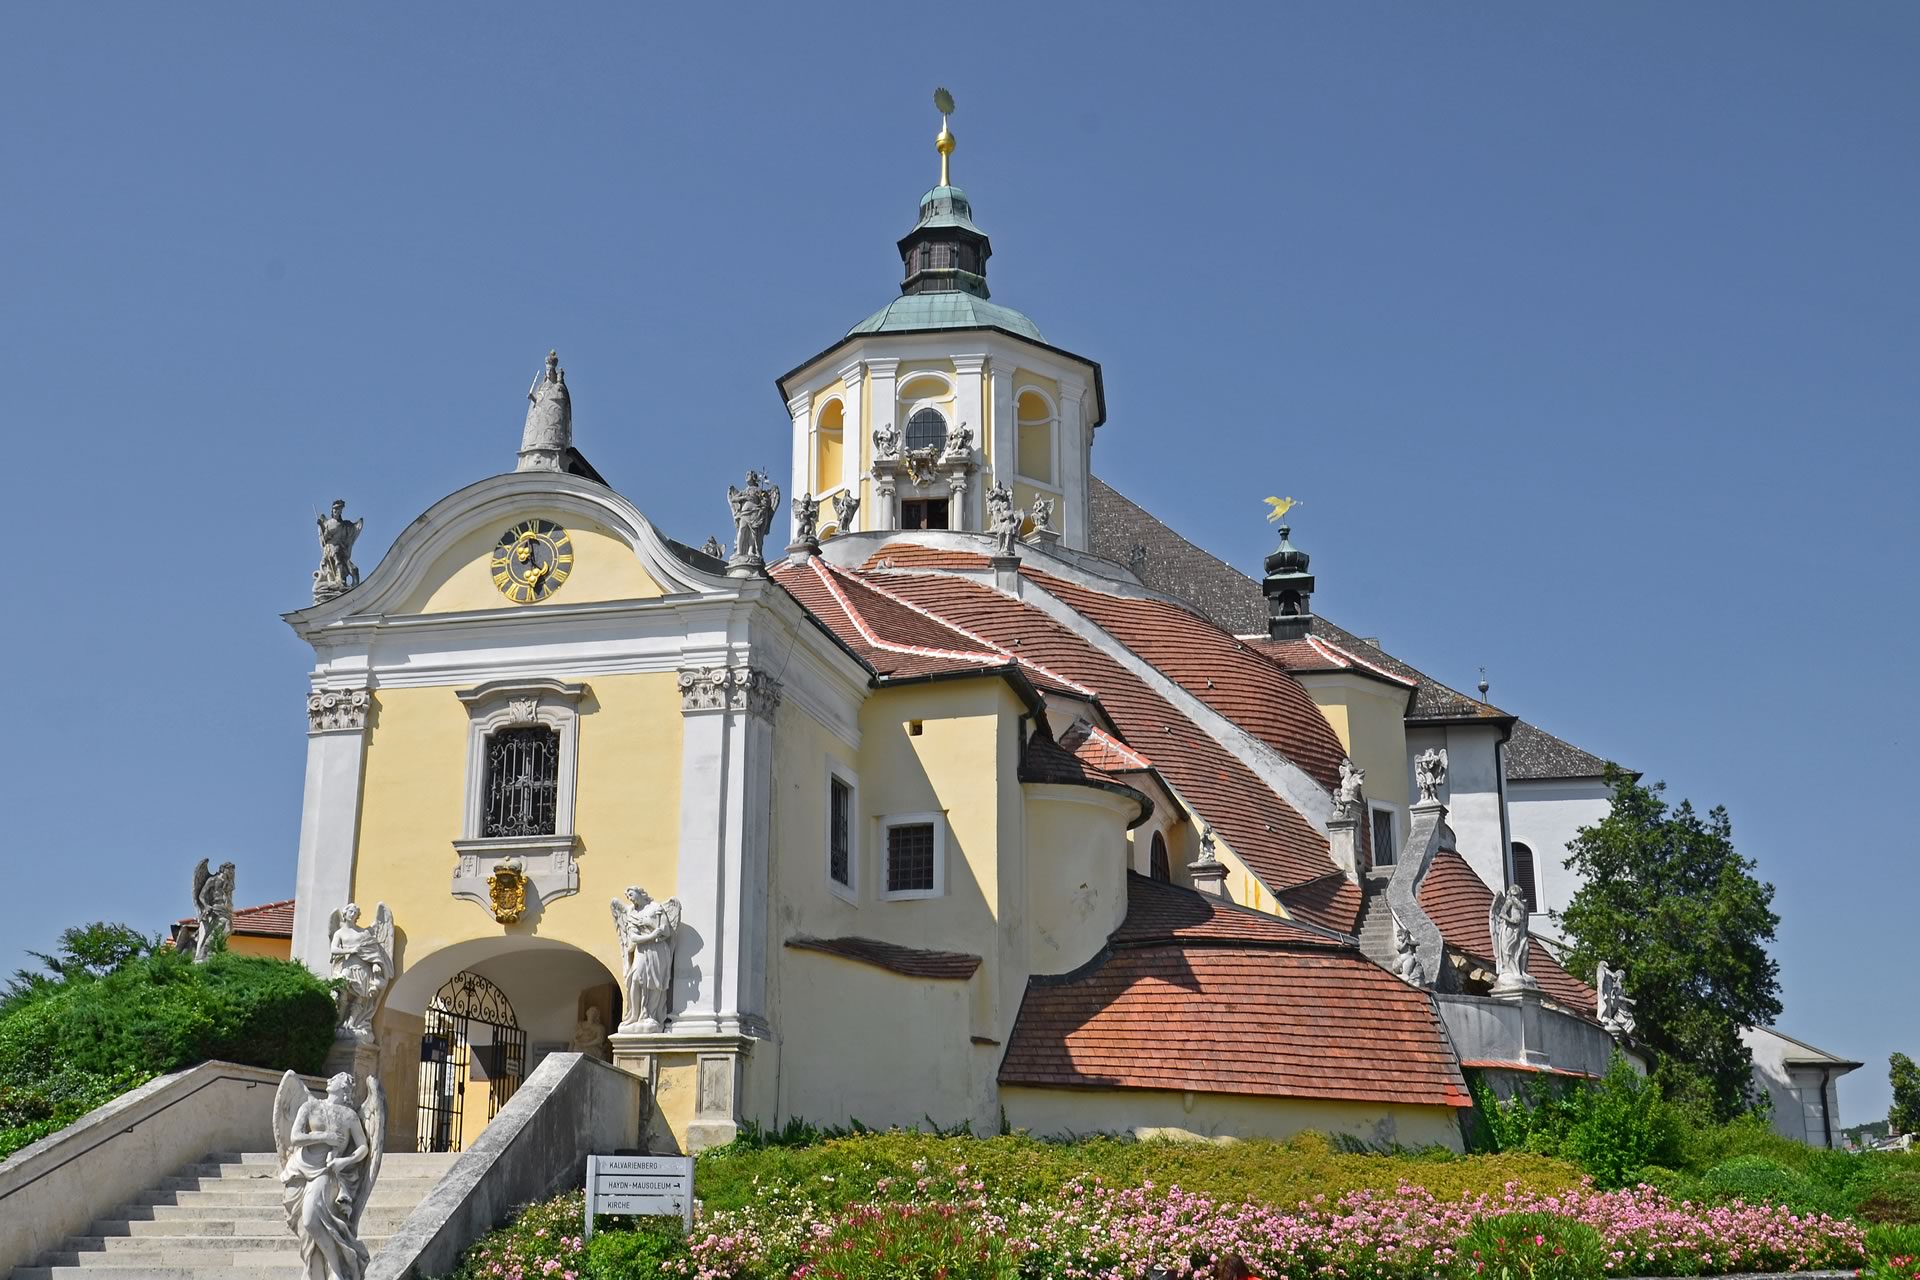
933,87,956,186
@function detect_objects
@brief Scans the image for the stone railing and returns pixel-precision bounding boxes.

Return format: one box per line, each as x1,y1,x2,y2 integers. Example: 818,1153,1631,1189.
1436,991,1634,1084
369,1051,644,1280
0,1060,319,1276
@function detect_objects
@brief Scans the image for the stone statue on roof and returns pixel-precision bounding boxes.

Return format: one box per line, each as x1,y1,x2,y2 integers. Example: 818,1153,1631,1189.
313,501,364,603
191,859,235,962
726,470,781,571
1029,496,1055,535
518,349,572,472
1596,960,1636,1036
1392,911,1428,987
1488,885,1535,994
831,490,860,531
986,481,1021,557
1414,747,1448,804
942,421,973,460
793,493,820,546
1335,758,1365,818
872,423,900,459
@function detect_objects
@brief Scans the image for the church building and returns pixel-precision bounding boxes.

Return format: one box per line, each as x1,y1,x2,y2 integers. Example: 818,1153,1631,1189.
283,100,1646,1157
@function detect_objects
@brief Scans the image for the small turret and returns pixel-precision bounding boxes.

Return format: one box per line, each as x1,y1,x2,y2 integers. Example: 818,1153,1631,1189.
1262,525,1316,641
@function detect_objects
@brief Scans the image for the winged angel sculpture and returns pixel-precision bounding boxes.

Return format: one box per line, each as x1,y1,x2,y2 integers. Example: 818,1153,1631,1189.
274,1069,385,1280
190,859,235,962
328,903,394,1041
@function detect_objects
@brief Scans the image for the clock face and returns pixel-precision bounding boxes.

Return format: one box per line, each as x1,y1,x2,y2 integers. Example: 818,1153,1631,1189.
490,519,574,604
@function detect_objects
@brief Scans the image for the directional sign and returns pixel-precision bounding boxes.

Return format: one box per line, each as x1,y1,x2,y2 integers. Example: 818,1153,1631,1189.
585,1154,695,1239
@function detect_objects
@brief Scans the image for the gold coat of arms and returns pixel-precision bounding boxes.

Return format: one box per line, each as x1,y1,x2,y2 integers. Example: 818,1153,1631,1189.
487,858,528,924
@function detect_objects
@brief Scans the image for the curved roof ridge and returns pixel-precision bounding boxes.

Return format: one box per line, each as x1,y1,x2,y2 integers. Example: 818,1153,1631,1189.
807,558,1003,667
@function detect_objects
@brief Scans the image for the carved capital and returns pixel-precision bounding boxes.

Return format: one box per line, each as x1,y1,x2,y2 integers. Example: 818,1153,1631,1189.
678,665,782,719
308,688,370,734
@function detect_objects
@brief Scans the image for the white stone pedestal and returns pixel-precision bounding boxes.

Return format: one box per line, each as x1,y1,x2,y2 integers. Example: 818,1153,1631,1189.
323,1033,380,1082
1489,983,1551,1067
608,1031,757,1154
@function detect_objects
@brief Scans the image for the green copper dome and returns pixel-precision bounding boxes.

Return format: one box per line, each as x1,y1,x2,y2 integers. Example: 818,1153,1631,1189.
849,291,1044,341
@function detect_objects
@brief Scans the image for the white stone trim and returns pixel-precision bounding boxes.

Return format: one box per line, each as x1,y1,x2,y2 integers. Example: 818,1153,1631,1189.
836,363,866,519
307,688,371,734
878,811,947,901
825,759,860,904
450,677,587,918
291,690,370,970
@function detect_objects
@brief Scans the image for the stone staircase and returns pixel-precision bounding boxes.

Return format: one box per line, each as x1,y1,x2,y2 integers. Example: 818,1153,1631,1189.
1355,871,1397,969
8,1149,457,1280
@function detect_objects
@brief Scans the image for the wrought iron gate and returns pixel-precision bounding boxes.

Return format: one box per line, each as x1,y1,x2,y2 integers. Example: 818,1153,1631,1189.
417,971,526,1153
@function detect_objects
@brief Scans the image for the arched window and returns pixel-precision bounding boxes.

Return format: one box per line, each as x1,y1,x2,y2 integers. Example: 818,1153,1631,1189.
1149,831,1171,882
814,399,844,494
905,406,947,453
1016,390,1055,485
1512,842,1539,913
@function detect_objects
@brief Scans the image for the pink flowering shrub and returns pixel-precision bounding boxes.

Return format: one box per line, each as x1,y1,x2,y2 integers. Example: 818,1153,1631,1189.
453,1188,588,1280
795,1201,1021,1280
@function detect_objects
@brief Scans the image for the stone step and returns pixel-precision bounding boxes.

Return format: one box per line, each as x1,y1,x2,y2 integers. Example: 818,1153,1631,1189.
56,1236,392,1257
86,1210,412,1236
12,1267,307,1279
130,1181,441,1208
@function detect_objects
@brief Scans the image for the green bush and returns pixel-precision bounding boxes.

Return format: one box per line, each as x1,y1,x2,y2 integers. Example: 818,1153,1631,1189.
0,945,335,1158
1854,1167,1920,1226
0,948,335,1082
1470,1055,1684,1188
1698,1155,1829,1213
1452,1212,1609,1280
585,1219,686,1279
1862,1223,1920,1279
802,1201,1018,1280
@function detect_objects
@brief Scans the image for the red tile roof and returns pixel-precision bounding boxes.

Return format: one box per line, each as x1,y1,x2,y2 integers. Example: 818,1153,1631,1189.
1059,719,1154,773
1002,878,1470,1108
173,899,296,938
1112,873,1349,948
785,935,982,979
1250,633,1420,690
1277,871,1366,935
1417,852,1598,1015
1019,732,1153,823
771,557,1011,681
860,542,991,571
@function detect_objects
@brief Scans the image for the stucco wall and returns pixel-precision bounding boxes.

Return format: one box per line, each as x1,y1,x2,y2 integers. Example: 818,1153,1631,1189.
406,514,665,614
1507,778,1612,937
1001,1086,1463,1151
1407,723,1507,894
1023,784,1134,977
1742,1027,1848,1149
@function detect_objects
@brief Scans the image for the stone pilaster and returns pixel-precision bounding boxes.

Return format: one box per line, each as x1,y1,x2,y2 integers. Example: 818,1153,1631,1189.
837,361,866,515
292,687,371,972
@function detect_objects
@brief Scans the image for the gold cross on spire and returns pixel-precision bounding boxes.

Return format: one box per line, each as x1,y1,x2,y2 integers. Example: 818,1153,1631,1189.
933,86,956,186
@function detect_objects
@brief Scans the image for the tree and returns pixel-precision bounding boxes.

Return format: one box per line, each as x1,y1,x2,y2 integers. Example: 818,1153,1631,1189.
1891,1053,1920,1136
1557,766,1782,1121
4,922,156,1009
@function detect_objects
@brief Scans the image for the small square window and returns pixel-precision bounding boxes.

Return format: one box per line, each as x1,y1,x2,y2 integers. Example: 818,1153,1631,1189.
888,824,935,893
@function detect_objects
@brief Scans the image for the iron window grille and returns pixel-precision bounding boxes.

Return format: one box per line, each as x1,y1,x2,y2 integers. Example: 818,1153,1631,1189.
1371,807,1398,868
829,777,852,887
483,726,560,838
886,822,937,894
904,407,948,453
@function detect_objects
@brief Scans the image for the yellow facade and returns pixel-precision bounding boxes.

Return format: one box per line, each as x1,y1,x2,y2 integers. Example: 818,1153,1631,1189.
225,934,291,960
409,517,665,614
1303,674,1411,808
351,673,681,968
1001,1086,1463,1151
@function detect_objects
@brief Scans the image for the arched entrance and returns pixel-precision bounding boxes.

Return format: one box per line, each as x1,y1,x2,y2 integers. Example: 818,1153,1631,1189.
417,971,526,1152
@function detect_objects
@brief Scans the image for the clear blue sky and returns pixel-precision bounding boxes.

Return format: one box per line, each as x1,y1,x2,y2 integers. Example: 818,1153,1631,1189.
3,3,1912,1126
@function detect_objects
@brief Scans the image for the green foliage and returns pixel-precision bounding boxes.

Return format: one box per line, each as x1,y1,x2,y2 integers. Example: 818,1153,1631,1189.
1556,767,1783,1121
444,1188,589,1279
1862,1224,1920,1279
1452,1212,1609,1280
1698,1156,1838,1215
585,1219,687,1279
1854,1168,1920,1226
0,942,335,1158
693,1127,1583,1215
4,921,158,1010
1467,1056,1684,1188
803,1201,1018,1280
1892,1053,1920,1136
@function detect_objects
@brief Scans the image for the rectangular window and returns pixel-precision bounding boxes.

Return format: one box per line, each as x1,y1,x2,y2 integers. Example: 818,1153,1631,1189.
886,822,937,895
900,498,949,530
829,776,852,888
484,726,560,837
1371,806,1397,869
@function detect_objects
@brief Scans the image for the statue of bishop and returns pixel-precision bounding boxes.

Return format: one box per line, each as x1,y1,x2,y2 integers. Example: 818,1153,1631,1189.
518,349,572,472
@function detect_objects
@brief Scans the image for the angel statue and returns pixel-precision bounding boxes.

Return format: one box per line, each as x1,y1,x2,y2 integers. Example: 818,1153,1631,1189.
191,859,235,962
1596,960,1637,1036
831,489,860,531
1334,758,1365,818
793,492,821,544
1029,496,1055,534
274,1069,385,1280
328,903,394,1042
313,500,364,603
986,481,1021,557
1414,747,1448,804
726,470,781,568
1488,884,1533,991
872,422,900,459
611,886,682,1033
